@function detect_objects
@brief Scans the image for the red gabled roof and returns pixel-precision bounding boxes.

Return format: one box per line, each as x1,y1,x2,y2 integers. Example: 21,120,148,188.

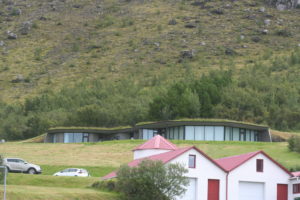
215,150,292,176
292,171,300,177
133,135,178,151
215,151,260,171
102,146,226,180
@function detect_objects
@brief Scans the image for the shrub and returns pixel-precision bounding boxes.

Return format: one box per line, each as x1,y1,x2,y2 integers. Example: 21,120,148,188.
288,136,300,153
92,180,117,191
116,160,189,200
276,29,292,37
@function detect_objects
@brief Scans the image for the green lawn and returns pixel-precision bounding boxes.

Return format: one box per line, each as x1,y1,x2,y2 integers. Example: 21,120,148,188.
0,140,299,199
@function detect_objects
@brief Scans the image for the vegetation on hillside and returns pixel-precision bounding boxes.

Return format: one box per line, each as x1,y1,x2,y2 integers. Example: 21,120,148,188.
288,136,300,153
116,160,189,200
0,49,300,140
0,0,300,140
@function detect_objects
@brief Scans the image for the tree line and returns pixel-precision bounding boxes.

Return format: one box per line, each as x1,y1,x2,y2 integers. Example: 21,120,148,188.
0,49,300,141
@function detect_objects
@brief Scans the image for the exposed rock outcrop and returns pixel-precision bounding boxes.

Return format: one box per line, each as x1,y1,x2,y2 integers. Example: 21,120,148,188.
267,0,300,10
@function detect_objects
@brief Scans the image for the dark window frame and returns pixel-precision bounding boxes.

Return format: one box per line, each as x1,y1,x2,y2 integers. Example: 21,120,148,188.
256,159,264,172
293,183,300,194
188,154,196,168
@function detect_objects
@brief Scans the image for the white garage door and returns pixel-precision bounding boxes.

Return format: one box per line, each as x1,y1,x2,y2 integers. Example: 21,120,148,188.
177,178,196,200
239,181,264,200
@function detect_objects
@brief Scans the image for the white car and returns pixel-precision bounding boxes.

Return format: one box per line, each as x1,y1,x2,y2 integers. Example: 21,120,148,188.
53,168,90,177
3,158,42,174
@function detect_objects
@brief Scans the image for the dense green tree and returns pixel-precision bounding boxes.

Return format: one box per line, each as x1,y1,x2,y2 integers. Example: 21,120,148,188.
116,160,189,200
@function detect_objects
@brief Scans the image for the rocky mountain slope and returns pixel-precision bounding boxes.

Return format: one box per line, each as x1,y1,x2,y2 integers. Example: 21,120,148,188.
0,0,300,101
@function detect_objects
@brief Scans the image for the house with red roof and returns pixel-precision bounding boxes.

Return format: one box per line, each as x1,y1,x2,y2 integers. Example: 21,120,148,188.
103,135,296,200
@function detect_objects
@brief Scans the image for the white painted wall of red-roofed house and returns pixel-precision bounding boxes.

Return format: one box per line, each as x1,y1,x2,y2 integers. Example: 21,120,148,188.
166,148,227,200
227,153,291,200
133,149,172,160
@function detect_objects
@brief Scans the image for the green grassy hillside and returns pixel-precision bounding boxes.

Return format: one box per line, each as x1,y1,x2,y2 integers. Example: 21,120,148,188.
0,0,299,101
0,0,300,141
0,140,299,199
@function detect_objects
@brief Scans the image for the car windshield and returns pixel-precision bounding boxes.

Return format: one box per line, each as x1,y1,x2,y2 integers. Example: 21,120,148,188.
61,169,70,172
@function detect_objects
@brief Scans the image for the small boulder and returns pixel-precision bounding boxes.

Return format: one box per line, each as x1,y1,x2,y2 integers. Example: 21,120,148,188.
261,29,269,35
264,19,271,26
211,8,224,15
259,7,266,12
191,1,203,6
39,16,47,21
7,31,17,39
251,36,261,43
10,8,22,16
73,4,82,8
11,74,24,83
20,21,32,35
225,48,237,56
0,41,4,47
199,41,206,46
180,49,195,59
168,19,177,25
276,4,287,11
185,23,197,28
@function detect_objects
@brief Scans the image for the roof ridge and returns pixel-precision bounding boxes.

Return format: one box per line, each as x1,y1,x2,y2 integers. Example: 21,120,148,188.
154,135,160,148
133,135,178,151
216,151,261,160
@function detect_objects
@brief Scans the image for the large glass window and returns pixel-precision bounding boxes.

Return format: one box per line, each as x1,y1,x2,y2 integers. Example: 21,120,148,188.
64,133,88,143
246,130,251,141
239,129,246,141
142,129,154,140
195,126,205,141
174,127,179,140
250,130,255,141
225,127,232,141
179,126,184,140
214,126,224,141
205,126,214,141
232,128,239,141
53,134,57,143
185,126,195,140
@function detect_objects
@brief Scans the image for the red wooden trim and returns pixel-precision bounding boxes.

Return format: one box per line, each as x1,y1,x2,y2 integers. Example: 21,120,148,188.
189,154,196,168
256,159,264,172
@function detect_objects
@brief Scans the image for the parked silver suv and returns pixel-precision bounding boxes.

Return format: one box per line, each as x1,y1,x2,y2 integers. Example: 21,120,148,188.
3,158,42,174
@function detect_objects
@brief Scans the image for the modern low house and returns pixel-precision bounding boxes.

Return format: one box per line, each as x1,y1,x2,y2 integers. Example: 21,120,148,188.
103,135,296,200
44,119,271,143
44,126,134,143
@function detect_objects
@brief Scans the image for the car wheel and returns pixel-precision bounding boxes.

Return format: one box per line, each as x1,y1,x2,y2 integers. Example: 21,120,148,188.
28,168,36,174
6,166,10,173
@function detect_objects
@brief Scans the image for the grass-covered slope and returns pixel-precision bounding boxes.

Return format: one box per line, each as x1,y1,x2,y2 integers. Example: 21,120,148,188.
1,0,300,141
0,140,299,199
0,0,300,101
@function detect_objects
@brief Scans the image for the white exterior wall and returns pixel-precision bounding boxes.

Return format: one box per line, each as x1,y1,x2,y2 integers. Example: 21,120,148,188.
168,149,227,200
289,178,300,200
133,149,171,160
227,154,291,200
